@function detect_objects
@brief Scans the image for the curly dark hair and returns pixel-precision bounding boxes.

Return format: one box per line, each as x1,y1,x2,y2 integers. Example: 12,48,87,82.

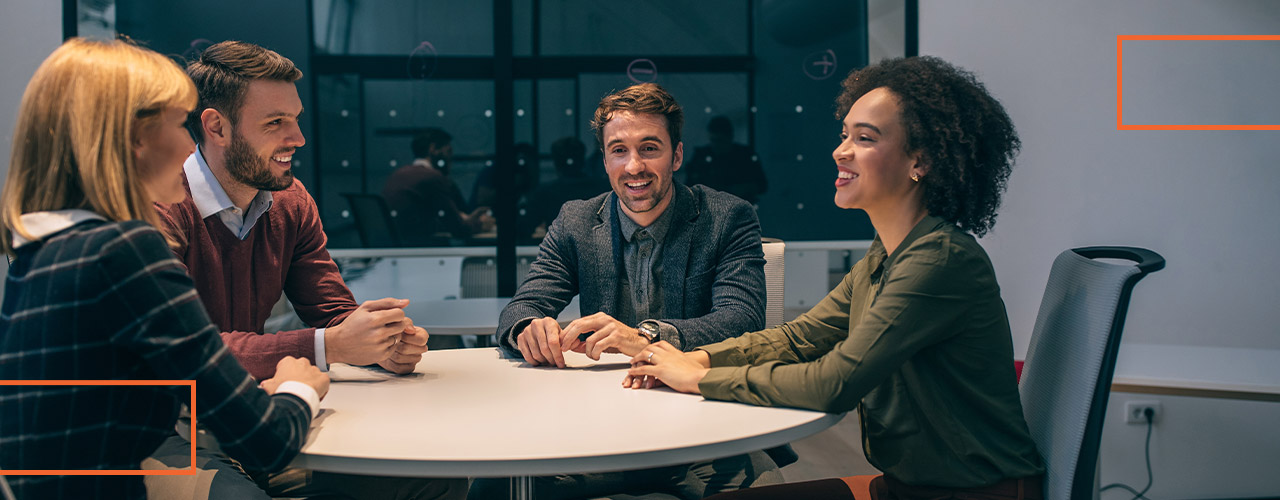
836,56,1018,237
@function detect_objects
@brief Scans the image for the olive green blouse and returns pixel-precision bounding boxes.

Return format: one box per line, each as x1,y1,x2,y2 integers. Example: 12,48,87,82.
697,215,1043,488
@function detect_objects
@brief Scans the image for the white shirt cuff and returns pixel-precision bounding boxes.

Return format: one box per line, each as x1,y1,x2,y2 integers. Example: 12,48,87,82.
314,328,329,371
274,380,321,419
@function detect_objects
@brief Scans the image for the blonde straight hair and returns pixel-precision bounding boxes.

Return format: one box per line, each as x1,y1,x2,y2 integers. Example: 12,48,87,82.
1,38,197,257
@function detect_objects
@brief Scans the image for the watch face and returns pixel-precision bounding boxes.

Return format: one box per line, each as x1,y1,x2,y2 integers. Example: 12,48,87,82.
640,322,659,342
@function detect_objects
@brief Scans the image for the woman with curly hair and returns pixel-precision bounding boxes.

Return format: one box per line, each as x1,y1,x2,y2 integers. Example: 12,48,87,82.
625,56,1045,500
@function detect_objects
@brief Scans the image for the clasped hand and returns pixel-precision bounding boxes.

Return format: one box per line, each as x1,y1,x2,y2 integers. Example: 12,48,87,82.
325,298,429,374
623,342,710,394
515,312,650,368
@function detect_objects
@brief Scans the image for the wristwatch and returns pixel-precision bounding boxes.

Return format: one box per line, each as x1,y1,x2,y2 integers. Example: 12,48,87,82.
636,320,661,344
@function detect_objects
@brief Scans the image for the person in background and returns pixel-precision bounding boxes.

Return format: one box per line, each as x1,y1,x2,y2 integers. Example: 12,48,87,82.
0,38,326,500
684,115,767,204
471,141,539,213
150,40,464,500
476,83,771,499
384,127,493,244
470,141,540,239
628,56,1046,500
525,136,610,236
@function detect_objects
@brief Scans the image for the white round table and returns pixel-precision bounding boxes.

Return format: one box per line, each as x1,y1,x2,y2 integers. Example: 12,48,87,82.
293,348,841,499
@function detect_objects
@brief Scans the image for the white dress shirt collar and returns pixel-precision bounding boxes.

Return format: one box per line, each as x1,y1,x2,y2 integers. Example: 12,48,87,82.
11,210,107,249
184,148,274,239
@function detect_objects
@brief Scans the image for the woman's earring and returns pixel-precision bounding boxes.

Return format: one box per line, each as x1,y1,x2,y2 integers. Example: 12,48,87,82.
911,173,920,182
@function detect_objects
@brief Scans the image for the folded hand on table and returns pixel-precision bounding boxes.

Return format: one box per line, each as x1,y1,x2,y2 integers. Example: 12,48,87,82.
516,316,568,368
625,342,710,394
262,356,331,399
559,312,650,360
325,297,409,367
378,319,429,374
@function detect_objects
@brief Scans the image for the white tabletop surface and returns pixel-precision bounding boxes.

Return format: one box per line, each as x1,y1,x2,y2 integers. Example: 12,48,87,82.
404,297,581,336
292,348,841,478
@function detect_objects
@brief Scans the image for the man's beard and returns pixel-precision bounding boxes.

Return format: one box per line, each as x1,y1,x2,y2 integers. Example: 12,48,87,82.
615,173,672,214
225,130,293,191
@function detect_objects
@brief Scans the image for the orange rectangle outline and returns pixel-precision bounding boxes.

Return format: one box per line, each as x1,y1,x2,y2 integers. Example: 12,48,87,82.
1117,34,1280,130
0,380,197,476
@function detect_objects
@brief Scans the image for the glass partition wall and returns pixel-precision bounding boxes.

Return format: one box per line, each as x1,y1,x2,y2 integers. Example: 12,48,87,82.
70,0,912,298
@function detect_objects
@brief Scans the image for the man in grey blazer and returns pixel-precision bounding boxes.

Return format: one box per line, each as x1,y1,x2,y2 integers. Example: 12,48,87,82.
496,84,765,370
483,83,772,499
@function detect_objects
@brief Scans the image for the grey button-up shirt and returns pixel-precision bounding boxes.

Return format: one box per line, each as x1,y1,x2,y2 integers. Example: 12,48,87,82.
615,201,681,347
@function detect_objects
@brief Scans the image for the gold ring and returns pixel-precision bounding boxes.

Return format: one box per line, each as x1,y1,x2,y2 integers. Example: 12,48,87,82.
647,352,654,363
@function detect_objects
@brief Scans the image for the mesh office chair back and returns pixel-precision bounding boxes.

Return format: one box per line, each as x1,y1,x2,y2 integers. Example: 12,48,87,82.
761,238,786,328
1019,246,1164,500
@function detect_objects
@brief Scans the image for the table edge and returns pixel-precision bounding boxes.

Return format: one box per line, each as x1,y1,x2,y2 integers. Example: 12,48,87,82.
291,411,843,478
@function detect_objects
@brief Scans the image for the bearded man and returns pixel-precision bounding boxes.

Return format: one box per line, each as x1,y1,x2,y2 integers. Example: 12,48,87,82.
148,41,464,500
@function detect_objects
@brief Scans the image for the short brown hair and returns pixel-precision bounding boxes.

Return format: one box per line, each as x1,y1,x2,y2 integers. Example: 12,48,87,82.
185,41,302,142
590,83,683,151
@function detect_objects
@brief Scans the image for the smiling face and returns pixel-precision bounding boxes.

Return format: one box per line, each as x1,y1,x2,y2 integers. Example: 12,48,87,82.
134,106,196,204
224,79,305,191
602,111,683,226
831,87,922,214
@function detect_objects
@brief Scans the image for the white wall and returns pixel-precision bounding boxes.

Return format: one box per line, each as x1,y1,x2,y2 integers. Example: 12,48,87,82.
920,1,1280,497
0,1,63,301
922,0,1280,355
0,0,62,192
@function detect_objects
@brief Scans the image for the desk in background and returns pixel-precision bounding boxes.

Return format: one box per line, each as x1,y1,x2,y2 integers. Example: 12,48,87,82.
1111,343,1280,402
405,296,581,336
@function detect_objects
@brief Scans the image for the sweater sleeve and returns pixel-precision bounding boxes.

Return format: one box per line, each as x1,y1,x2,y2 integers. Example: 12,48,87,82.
100,223,311,472
282,184,357,331
156,191,344,380
218,330,315,380
698,233,980,413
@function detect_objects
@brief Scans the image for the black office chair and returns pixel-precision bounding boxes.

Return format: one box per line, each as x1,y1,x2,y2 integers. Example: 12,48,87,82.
341,193,402,248
1019,246,1165,500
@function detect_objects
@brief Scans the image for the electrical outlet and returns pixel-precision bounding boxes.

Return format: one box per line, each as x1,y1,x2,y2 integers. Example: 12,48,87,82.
1124,401,1161,424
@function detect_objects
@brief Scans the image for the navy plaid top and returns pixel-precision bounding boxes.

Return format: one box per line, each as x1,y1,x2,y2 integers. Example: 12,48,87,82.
0,219,311,499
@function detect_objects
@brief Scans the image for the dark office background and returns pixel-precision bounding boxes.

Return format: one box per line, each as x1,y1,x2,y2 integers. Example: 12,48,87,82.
82,0,914,294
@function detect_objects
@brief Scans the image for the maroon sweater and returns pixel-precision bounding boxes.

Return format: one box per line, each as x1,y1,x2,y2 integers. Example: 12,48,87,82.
157,177,356,379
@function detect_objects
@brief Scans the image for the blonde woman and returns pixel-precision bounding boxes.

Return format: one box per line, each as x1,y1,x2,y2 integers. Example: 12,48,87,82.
628,57,1045,500
0,39,327,500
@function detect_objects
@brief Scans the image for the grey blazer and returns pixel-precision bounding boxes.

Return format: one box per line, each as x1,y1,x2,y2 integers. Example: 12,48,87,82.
497,183,766,356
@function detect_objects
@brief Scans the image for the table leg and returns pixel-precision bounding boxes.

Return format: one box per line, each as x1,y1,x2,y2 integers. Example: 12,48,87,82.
510,476,534,500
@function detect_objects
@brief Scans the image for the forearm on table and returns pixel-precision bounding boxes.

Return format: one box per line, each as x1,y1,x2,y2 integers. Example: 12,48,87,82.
698,351,869,413
220,329,315,380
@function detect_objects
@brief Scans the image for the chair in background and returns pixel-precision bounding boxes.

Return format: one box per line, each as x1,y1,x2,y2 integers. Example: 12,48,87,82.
1019,246,1165,500
341,193,402,248
761,238,786,328
459,256,535,298
759,238,799,471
